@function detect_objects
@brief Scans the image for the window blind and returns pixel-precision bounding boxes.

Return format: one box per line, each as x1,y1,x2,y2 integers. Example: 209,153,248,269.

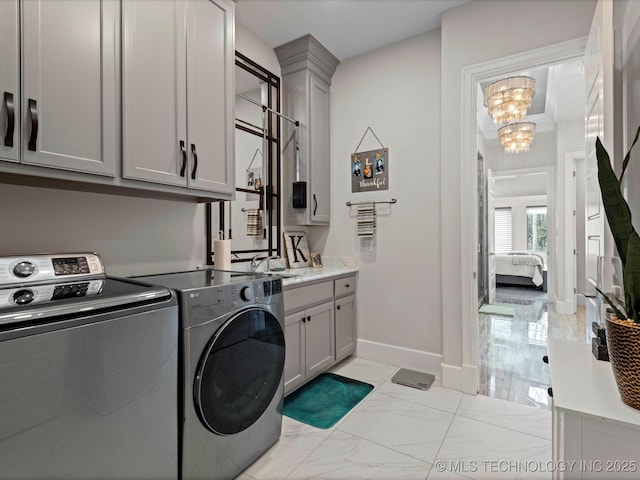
494,207,512,254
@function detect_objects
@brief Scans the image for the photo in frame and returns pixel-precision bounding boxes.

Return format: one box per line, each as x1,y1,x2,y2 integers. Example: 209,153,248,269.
351,147,388,193
283,231,311,268
311,252,323,268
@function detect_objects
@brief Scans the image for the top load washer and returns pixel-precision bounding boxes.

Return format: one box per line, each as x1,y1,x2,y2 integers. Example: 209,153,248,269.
0,253,180,480
138,269,285,480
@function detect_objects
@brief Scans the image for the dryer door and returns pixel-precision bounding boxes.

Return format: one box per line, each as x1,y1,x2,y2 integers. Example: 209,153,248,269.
194,307,285,435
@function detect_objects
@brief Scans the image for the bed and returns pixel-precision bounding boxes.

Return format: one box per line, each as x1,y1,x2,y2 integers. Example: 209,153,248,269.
494,252,547,291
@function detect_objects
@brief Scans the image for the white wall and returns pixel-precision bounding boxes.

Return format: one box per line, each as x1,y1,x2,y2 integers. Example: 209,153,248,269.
315,30,443,371
0,183,205,276
440,0,596,386
620,1,640,230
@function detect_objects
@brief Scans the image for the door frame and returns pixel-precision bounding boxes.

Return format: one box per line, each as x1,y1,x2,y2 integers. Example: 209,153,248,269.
456,37,587,395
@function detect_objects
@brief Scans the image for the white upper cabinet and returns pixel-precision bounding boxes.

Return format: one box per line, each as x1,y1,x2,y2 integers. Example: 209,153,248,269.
1,0,116,175
122,0,235,195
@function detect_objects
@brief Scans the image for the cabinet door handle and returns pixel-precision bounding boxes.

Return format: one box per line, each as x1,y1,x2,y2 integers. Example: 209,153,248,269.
336,305,341,310
27,98,38,151
190,143,198,179
345,284,350,288
179,140,187,177
313,194,318,215
307,316,311,323
301,316,306,323
3,92,14,147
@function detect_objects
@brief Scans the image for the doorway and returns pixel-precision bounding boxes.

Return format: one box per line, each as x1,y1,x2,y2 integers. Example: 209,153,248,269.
463,42,584,404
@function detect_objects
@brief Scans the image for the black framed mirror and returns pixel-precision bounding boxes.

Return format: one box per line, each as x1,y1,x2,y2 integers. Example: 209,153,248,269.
206,52,282,266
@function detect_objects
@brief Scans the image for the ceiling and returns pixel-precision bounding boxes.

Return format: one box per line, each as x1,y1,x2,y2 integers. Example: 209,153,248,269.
235,0,471,62
235,0,585,144
478,60,585,141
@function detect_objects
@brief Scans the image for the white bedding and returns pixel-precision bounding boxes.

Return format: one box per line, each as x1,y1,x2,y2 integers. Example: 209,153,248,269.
494,252,544,286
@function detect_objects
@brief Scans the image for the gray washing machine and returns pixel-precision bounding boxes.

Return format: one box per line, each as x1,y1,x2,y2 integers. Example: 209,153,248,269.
138,269,285,480
0,253,179,480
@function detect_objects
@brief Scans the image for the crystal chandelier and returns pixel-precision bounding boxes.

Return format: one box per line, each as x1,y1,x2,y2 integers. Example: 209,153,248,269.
498,122,536,154
483,76,536,124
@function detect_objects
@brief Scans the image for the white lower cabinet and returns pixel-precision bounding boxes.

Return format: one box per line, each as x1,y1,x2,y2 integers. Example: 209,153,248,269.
548,339,640,479
284,274,357,395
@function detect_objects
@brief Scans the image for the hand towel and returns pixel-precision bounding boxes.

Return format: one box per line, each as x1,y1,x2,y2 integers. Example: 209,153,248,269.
357,203,376,238
246,209,263,237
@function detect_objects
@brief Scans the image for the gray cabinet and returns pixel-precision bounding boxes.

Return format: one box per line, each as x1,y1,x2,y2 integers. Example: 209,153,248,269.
284,280,335,394
283,273,357,395
0,0,19,163
276,34,338,226
335,274,357,361
122,0,234,195
1,0,116,175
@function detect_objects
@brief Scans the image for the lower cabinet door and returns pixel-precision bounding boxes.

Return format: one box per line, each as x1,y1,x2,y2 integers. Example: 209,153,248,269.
335,294,356,361
284,312,305,395
304,301,335,378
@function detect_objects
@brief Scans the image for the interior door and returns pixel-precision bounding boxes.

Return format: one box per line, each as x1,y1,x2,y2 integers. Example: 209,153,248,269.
487,169,497,304
585,0,615,297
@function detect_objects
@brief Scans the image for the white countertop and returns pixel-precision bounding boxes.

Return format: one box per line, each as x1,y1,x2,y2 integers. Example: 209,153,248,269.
547,338,640,427
270,257,358,287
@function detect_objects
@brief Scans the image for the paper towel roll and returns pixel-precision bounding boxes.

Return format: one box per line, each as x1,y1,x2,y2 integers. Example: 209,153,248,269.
214,239,231,270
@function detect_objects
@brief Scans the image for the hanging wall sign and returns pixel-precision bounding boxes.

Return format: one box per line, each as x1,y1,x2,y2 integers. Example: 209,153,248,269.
351,147,388,192
351,127,388,193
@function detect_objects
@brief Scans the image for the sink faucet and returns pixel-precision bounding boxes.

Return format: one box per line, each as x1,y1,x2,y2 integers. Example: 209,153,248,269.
251,254,270,272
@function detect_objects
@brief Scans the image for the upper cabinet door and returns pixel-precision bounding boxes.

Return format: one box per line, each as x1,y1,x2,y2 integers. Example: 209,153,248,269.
0,0,19,163
309,74,330,224
122,0,187,186
186,0,235,194
21,0,116,176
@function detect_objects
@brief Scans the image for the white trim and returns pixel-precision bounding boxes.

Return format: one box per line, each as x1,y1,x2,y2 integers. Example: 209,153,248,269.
459,37,588,392
356,339,442,376
441,363,462,391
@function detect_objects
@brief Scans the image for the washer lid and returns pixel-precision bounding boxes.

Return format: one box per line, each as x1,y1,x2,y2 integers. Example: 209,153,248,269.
0,277,172,327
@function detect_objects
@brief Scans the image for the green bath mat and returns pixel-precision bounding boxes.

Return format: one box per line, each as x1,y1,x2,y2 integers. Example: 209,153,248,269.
284,373,373,429
478,303,516,317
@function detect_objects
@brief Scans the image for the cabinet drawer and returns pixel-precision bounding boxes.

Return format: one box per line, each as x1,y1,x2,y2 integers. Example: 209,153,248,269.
284,281,333,313
334,275,356,297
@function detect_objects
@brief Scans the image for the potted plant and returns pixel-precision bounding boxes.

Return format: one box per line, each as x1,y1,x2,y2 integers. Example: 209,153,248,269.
596,126,640,410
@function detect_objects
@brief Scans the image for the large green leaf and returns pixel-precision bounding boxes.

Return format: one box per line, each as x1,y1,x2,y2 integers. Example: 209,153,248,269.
623,232,640,322
596,137,636,265
595,286,628,320
620,125,640,185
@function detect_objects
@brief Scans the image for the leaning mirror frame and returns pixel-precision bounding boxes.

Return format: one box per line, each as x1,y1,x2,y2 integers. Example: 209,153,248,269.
206,52,282,267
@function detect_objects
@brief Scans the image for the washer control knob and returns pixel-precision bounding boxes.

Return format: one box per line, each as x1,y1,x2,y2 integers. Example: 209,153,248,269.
13,289,35,305
13,261,36,278
240,285,253,302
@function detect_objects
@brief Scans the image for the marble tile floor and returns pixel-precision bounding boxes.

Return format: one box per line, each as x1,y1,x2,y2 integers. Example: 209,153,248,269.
478,286,586,410
241,357,552,480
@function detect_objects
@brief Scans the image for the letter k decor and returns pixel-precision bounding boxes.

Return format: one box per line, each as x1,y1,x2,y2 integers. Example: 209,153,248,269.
284,231,311,268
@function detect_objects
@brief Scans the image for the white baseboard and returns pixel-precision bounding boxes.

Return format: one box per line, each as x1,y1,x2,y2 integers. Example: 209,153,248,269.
356,339,442,376
441,363,479,394
555,300,576,315
441,363,462,390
